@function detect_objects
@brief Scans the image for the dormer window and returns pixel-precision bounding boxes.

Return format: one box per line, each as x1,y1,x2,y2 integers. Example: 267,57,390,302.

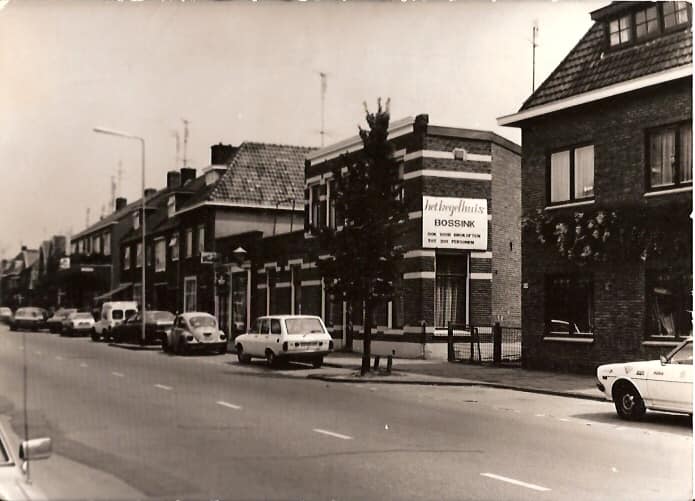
167,196,176,218
635,6,658,39
609,14,631,46
663,1,690,29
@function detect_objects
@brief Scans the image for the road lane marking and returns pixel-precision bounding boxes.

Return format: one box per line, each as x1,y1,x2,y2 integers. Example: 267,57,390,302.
480,473,551,492
558,418,571,422
154,384,173,391
80,362,88,368
535,414,546,417
313,428,353,440
56,355,63,360
216,401,242,410
34,351,42,355
112,372,124,377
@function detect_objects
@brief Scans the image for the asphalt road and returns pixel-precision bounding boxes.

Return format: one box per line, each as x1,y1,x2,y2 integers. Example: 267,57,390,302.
0,324,691,500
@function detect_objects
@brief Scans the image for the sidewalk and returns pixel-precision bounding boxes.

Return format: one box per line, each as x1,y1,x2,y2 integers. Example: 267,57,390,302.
316,352,603,401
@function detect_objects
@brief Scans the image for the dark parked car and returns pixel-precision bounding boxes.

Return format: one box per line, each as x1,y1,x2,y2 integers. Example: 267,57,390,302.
0,307,12,325
9,307,48,331
46,308,77,333
112,310,175,346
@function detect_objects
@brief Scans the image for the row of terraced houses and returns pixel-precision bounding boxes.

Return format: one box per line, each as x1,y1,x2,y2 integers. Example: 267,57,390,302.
2,2,691,373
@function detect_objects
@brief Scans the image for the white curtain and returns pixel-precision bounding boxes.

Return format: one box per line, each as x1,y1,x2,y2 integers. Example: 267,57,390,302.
574,145,594,198
550,151,570,202
650,130,675,186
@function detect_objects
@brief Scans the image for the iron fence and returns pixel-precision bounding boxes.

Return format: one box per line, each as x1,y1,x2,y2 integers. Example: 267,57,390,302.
447,322,522,365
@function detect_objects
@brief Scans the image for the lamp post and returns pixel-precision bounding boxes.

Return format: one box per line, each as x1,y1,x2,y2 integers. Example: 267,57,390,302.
93,127,146,344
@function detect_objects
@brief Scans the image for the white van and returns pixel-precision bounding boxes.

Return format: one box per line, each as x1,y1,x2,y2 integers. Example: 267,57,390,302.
234,315,333,368
93,301,138,342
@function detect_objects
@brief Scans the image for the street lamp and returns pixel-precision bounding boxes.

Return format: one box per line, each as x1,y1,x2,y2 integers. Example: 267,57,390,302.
93,127,146,344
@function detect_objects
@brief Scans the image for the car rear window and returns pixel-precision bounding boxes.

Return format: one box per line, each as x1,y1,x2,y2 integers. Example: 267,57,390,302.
285,318,325,335
189,316,216,328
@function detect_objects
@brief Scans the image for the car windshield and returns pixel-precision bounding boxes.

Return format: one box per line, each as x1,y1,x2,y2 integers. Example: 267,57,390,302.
146,311,174,323
285,318,326,335
189,316,216,328
668,340,693,364
17,308,39,317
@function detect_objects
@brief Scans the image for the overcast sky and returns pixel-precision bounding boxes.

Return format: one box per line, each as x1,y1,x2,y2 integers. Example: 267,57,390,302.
0,0,605,258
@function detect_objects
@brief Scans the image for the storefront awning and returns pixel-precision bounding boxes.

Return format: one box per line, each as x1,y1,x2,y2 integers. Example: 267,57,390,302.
95,282,132,301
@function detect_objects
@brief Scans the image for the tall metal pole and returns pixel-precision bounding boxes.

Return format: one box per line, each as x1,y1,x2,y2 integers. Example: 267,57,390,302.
93,127,147,343
532,21,539,92
319,72,326,147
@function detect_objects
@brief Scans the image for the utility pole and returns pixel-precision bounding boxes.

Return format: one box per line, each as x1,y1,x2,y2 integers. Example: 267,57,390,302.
319,72,327,147
110,175,116,212
182,119,189,167
532,20,539,92
117,160,123,198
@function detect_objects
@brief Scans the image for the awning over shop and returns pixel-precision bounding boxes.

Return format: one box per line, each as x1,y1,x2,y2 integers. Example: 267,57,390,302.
95,282,132,301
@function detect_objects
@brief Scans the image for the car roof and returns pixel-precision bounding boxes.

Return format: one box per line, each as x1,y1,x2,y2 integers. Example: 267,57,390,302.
179,312,215,319
257,315,322,320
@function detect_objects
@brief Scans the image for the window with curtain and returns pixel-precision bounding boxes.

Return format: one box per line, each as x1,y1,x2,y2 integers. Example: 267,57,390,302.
609,15,631,46
197,225,205,254
186,229,193,258
155,239,166,272
663,2,690,29
646,270,692,339
170,235,179,261
549,145,595,204
184,277,197,312
648,122,692,189
103,232,111,256
635,6,659,39
435,253,467,328
545,275,594,335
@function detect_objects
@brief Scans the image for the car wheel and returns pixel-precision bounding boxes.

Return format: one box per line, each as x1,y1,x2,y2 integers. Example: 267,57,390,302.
161,336,169,353
266,350,278,368
236,346,250,364
312,356,324,369
614,383,646,421
177,339,187,356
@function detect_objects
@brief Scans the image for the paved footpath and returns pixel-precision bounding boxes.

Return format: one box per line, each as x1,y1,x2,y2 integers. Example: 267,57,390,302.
319,353,602,401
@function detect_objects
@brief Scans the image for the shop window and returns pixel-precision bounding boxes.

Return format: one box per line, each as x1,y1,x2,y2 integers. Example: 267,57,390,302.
549,145,594,204
646,270,692,339
647,122,692,189
231,272,248,334
291,265,302,314
545,275,594,335
184,277,197,312
435,253,467,328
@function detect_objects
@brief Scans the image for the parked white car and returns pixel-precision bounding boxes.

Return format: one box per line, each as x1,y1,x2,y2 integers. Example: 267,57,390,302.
596,337,692,420
61,312,96,337
0,421,52,500
235,315,333,368
93,301,138,342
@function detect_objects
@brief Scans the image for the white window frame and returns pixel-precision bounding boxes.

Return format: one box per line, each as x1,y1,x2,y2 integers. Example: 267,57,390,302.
167,196,176,218
548,144,595,205
133,211,140,230
184,276,197,313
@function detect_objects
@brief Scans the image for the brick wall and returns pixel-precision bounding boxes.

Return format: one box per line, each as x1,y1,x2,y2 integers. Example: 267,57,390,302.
520,79,693,373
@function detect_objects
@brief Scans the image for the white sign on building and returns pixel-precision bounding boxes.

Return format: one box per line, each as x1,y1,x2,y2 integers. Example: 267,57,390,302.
422,196,488,250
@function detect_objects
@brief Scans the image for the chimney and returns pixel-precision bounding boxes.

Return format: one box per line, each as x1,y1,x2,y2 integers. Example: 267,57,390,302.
21,245,27,251
211,143,237,166
144,188,156,198
180,167,196,186
167,170,181,189
115,197,127,211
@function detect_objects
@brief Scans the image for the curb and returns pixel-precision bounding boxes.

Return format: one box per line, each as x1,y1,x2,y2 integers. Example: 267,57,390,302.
307,374,605,402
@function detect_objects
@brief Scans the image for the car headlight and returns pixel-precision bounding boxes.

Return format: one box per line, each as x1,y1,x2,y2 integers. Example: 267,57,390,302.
186,334,194,341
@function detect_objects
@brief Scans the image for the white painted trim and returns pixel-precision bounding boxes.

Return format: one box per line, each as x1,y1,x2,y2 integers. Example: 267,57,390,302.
174,200,300,216
307,116,415,163
408,211,423,219
644,185,693,197
471,251,492,259
497,65,693,126
306,174,321,185
264,262,278,269
301,262,317,269
543,336,594,343
257,268,266,274
403,325,435,334
403,169,492,181
642,340,680,347
257,283,267,289
404,249,436,259
544,199,595,211
403,271,436,280
404,150,492,163
470,272,493,280
301,279,322,287
275,281,291,288
287,258,303,265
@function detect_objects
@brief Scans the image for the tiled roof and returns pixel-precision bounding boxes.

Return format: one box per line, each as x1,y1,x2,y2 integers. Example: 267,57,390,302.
181,142,314,210
521,18,692,111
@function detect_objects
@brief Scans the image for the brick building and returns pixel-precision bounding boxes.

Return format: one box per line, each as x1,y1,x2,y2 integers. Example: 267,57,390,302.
498,2,692,372
242,114,521,358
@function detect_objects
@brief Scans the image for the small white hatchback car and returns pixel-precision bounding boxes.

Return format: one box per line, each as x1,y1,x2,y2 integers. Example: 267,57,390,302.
235,315,333,368
596,337,692,420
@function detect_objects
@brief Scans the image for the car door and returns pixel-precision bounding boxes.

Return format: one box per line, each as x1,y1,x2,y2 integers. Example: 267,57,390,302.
647,341,693,412
269,319,282,353
249,318,268,356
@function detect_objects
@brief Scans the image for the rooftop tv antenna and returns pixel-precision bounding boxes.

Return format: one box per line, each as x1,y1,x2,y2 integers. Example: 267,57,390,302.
117,160,123,198
171,130,181,168
110,175,116,212
532,20,539,92
182,119,190,167
86,207,90,227
319,72,327,147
